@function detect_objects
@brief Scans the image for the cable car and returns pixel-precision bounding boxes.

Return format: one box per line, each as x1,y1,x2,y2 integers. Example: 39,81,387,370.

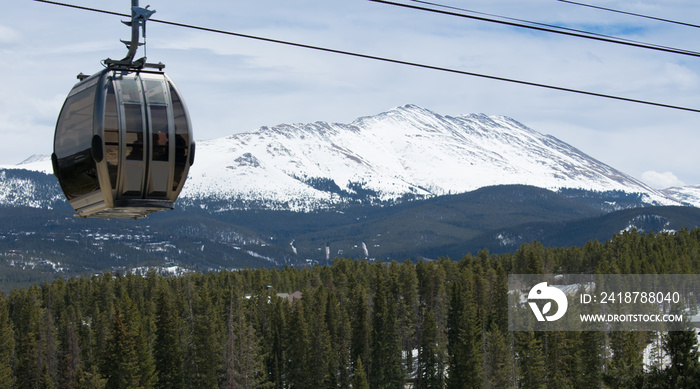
52,1,194,219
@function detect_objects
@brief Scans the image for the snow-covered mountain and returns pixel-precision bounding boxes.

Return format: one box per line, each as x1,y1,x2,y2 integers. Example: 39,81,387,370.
0,155,60,208
662,185,700,208
0,105,693,211
182,104,678,210
9,155,53,174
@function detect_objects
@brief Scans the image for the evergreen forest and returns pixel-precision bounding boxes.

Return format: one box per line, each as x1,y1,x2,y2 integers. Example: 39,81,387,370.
1,228,700,388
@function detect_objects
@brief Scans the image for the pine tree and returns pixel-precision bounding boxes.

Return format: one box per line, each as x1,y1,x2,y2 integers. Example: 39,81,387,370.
78,365,107,389
370,270,403,389
39,285,58,386
353,357,370,389
663,326,700,388
91,301,114,379
446,279,483,389
395,260,419,382
0,292,16,388
154,288,184,389
307,286,332,386
58,308,83,389
265,297,286,389
39,362,54,389
483,322,512,389
183,282,222,389
446,281,463,388
606,332,644,388
16,331,40,389
576,331,603,389
325,289,352,388
223,288,266,389
103,307,140,389
543,332,574,388
349,283,371,375
490,263,509,333
417,311,444,389
122,296,156,389
286,299,312,389
14,286,42,389
515,331,545,389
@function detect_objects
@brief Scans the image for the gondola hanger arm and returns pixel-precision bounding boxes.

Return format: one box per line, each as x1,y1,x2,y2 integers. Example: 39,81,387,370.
105,0,155,69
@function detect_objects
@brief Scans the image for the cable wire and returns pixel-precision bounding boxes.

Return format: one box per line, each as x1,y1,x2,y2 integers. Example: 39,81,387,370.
557,0,700,29
408,0,700,56
33,0,700,114
370,0,700,59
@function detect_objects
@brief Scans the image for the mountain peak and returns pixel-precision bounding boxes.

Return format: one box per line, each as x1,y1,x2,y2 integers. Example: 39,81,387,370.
19,154,51,165
394,103,436,114
1,154,53,174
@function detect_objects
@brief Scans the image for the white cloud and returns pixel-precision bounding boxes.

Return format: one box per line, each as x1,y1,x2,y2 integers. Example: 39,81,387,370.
641,171,686,189
0,24,20,43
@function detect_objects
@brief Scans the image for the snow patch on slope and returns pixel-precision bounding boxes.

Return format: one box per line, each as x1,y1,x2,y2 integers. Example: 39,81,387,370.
0,169,63,208
662,185,700,208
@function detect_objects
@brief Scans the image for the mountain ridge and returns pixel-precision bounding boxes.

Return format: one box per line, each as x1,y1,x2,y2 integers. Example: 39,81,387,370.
2,104,696,210
181,104,682,210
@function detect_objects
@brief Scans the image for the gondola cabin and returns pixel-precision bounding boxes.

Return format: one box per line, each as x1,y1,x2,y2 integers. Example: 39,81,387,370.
52,0,194,219
52,68,195,218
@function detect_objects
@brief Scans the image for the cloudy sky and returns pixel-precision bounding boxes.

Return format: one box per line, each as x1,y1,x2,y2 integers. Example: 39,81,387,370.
2,0,699,188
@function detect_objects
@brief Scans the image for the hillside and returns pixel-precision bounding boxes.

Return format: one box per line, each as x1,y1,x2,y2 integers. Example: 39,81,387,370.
3,183,700,290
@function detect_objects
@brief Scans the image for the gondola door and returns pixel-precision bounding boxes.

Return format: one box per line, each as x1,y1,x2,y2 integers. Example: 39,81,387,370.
142,74,172,199
116,72,148,199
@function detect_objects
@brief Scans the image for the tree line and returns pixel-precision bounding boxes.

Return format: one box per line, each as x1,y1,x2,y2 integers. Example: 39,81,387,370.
1,228,700,388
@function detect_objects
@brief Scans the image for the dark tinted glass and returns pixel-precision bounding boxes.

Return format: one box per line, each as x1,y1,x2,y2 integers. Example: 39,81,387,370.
54,83,99,199
104,80,119,188
169,82,190,191
150,105,169,162
124,103,143,161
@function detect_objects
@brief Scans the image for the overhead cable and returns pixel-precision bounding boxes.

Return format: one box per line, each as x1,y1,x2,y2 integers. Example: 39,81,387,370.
33,0,700,114
557,0,700,29
370,0,700,59
408,0,700,55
